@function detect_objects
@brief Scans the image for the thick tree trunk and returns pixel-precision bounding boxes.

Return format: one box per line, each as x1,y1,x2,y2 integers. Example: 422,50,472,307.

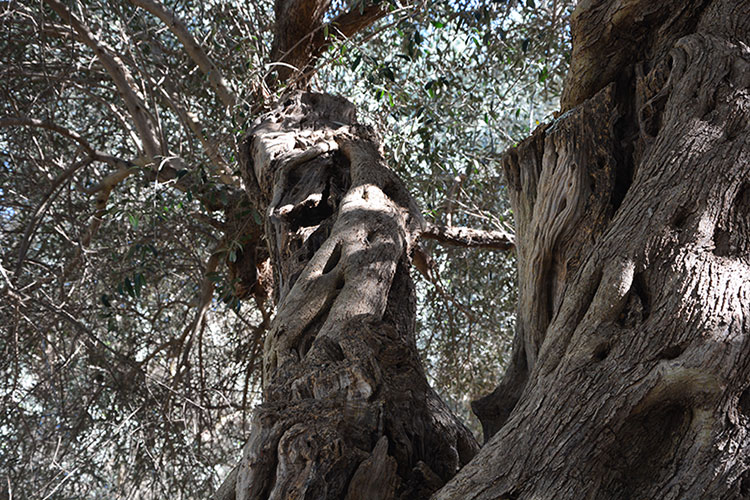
441,0,750,498
233,93,478,500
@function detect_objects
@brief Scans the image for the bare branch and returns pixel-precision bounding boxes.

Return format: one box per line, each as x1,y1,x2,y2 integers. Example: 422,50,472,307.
154,81,237,185
421,222,515,251
0,116,95,155
330,2,389,39
44,0,162,159
128,0,236,108
13,158,93,278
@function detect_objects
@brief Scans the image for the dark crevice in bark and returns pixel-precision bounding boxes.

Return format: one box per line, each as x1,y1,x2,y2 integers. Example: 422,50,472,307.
616,270,649,328
611,74,638,213
297,306,331,360
714,183,750,257
602,402,692,499
548,262,565,330
289,179,334,230
640,92,669,138
658,343,686,360
592,341,611,362
503,148,521,191
739,471,750,498
670,205,693,230
323,242,342,273
591,341,612,363
631,271,650,320
739,388,750,420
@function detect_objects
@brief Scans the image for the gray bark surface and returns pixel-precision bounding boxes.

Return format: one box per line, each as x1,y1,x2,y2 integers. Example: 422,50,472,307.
442,0,750,498
234,93,478,500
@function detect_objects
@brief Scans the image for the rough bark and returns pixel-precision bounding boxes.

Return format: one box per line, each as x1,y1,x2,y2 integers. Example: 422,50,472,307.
233,93,478,500
441,0,750,498
268,0,387,85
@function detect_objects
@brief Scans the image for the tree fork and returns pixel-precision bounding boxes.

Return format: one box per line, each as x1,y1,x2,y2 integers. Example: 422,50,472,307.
233,93,478,500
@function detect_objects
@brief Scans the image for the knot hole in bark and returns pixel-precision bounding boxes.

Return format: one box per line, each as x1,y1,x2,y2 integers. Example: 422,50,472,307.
670,205,693,231
657,343,686,360
591,341,611,362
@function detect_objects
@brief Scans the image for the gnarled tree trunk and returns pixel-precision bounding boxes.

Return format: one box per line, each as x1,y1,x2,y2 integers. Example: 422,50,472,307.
441,0,750,498
233,93,478,500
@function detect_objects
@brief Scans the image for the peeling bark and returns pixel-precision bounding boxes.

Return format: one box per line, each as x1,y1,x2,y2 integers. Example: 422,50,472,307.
234,93,478,500
440,0,750,498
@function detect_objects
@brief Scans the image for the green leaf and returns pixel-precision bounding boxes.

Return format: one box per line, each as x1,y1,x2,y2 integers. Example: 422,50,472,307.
228,249,237,263
538,66,549,82
128,213,139,230
134,273,146,297
431,21,444,29
123,278,135,299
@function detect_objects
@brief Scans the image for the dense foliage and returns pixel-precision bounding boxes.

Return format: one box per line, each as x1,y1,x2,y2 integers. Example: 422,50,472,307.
0,0,572,497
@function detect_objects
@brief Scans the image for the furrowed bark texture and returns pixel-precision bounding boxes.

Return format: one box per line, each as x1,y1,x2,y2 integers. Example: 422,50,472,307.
234,93,478,500
443,0,750,498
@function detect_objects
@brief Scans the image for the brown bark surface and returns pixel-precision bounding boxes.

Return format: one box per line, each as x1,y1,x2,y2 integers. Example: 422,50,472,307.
268,0,387,85
233,93,478,500
441,0,750,498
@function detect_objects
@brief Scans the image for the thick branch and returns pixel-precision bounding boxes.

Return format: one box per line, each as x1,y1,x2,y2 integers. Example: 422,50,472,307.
268,0,389,84
421,222,515,251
